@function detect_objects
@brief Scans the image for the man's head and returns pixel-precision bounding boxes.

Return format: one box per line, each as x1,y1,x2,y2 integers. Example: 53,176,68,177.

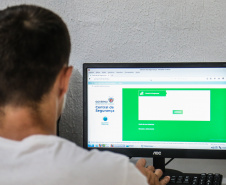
0,5,71,109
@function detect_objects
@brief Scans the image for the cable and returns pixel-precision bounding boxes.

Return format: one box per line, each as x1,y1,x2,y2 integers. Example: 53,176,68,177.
165,158,174,166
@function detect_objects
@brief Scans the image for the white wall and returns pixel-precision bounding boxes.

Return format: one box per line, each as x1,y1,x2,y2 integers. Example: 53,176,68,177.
1,0,226,182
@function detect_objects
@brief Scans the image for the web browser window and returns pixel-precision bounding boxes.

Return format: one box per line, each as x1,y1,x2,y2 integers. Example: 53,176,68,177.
87,67,226,150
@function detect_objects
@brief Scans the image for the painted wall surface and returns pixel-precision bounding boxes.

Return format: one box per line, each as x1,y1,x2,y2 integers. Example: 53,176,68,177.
1,0,226,182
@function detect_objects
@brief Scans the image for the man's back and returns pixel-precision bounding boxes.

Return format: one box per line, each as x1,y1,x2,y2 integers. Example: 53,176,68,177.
0,135,148,185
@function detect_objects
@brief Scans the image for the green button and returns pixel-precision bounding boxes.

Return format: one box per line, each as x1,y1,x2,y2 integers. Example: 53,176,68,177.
173,110,183,114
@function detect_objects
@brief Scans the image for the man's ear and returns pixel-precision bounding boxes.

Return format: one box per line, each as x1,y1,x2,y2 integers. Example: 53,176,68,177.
59,66,73,98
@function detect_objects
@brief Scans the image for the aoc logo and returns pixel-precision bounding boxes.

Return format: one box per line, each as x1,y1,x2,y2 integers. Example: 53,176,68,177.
153,151,162,156
108,97,114,103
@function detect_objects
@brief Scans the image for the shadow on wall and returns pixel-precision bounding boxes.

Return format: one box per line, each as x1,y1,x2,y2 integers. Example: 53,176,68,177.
58,68,83,147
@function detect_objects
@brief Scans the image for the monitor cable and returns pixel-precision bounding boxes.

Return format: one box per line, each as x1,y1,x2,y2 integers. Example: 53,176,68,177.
165,158,174,166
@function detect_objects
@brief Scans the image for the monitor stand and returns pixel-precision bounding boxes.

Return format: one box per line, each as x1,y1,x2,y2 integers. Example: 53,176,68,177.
153,157,183,176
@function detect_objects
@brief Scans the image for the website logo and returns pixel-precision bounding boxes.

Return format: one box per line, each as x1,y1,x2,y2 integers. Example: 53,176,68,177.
95,97,115,113
108,97,114,103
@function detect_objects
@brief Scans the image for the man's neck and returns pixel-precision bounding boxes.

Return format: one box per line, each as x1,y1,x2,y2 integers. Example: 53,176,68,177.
0,106,56,141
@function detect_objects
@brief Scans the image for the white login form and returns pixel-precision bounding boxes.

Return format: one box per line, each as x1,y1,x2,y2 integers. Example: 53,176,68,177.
139,90,210,121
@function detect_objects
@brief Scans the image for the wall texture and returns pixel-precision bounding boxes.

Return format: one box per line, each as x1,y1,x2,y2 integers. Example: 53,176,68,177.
1,0,226,181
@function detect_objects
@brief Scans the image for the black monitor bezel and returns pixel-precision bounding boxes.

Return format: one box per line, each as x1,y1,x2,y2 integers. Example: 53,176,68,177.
83,62,226,160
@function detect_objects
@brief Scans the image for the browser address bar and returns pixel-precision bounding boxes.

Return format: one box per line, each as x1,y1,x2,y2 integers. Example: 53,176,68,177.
90,77,210,81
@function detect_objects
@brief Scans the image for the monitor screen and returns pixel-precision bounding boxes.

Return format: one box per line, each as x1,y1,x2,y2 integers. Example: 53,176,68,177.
83,62,226,171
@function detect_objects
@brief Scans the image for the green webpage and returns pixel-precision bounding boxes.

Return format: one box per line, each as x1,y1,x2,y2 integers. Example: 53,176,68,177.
122,88,226,143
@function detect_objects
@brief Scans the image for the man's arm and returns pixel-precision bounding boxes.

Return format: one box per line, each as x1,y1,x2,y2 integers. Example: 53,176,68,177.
136,158,170,185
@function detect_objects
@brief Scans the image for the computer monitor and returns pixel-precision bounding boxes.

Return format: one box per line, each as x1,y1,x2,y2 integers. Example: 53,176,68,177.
83,62,226,172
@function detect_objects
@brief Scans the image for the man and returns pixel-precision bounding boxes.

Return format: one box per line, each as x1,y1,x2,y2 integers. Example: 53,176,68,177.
0,5,170,185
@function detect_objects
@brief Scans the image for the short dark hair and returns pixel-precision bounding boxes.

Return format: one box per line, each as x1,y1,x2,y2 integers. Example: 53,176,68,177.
0,5,71,107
